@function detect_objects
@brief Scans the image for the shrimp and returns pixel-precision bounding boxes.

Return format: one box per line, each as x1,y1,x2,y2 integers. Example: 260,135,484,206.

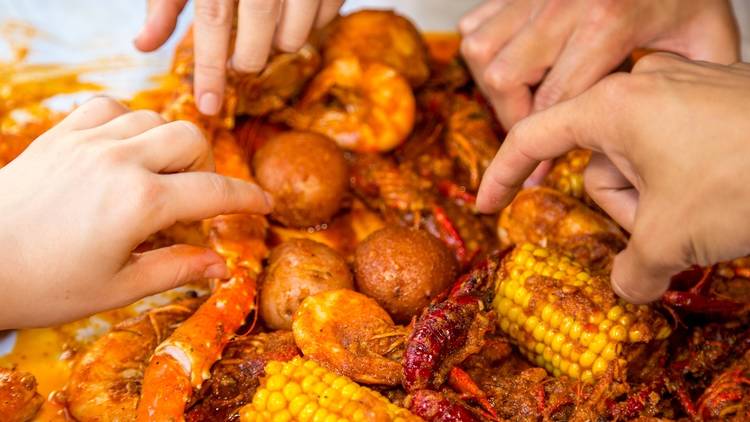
66,298,202,422
0,368,44,422
292,289,408,386
283,56,416,152
135,130,269,421
498,187,626,271
322,10,430,87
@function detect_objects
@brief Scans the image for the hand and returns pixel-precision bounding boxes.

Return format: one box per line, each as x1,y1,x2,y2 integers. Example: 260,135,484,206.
459,0,739,130
0,97,272,329
476,53,750,304
134,0,344,116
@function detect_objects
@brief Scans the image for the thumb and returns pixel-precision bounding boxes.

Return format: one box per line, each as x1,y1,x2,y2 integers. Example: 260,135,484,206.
113,245,228,304
610,225,685,304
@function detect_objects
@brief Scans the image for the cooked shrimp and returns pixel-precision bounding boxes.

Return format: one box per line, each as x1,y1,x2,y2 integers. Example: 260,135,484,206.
292,289,407,386
498,187,626,271
285,56,415,152
322,10,430,87
0,368,43,422
65,298,201,422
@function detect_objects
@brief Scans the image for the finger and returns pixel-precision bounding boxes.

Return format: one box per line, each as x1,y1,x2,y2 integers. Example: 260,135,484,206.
611,216,687,304
480,5,577,129
583,152,638,231
122,120,214,173
523,160,553,187
460,0,533,72
193,0,234,115
275,0,319,52
113,245,228,304
458,0,513,35
51,96,129,135
475,73,635,213
83,109,166,140
314,0,344,28
533,23,632,111
134,0,189,52
476,97,593,213
159,172,273,226
231,0,280,73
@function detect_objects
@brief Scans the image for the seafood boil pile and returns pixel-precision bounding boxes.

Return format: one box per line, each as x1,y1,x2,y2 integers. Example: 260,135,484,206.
3,9,750,422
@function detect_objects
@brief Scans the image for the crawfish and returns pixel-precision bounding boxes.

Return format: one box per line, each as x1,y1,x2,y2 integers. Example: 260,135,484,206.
351,153,493,267
403,253,515,421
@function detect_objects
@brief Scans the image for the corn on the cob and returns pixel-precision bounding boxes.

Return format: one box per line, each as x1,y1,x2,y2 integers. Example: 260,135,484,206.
493,243,671,383
543,149,591,201
240,357,421,422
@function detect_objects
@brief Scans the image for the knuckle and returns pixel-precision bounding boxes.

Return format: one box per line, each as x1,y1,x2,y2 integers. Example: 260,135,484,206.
81,96,127,119
276,36,305,54
130,175,166,209
195,0,233,27
460,35,491,64
194,60,226,77
594,73,633,102
130,109,165,127
587,0,626,28
230,54,266,73
240,0,278,14
457,16,476,36
483,61,516,93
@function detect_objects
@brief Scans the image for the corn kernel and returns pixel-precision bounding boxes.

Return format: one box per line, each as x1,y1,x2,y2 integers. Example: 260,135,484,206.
599,319,613,333
544,330,555,346
267,392,287,412
602,343,619,361
588,311,605,325
569,322,583,340
524,316,540,333
541,304,554,322
283,383,302,401
628,327,646,342
533,325,547,342
534,342,545,354
497,297,513,314
551,333,566,352
267,374,288,391
289,395,309,416
581,370,593,384
579,350,596,368
579,329,595,347
568,363,581,378
589,332,608,354
592,357,608,375
609,325,627,342
253,389,269,412
549,313,563,329
561,342,574,358
607,306,624,321
273,410,293,422
560,317,573,335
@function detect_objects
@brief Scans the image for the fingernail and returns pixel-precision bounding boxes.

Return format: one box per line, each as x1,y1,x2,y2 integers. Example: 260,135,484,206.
198,92,220,116
203,262,229,279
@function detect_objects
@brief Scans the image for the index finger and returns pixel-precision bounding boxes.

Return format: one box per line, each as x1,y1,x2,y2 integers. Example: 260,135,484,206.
193,0,234,116
476,88,608,213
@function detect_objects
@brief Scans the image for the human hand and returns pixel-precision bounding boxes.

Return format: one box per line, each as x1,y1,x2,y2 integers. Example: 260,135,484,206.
134,0,344,116
459,0,739,130
0,97,272,329
476,53,750,304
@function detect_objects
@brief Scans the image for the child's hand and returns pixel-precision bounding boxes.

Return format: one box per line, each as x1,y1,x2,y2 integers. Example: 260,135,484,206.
0,97,272,329
134,0,345,116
